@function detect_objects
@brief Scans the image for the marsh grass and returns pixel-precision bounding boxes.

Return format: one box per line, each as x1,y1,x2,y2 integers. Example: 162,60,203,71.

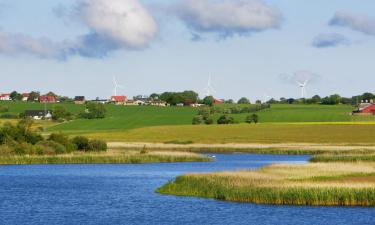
311,154,375,162
0,149,211,165
156,163,375,206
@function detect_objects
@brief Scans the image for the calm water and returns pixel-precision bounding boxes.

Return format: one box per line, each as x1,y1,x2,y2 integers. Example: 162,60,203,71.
0,154,374,225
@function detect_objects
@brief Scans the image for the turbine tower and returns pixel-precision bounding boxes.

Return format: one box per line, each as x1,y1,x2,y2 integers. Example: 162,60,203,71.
113,76,124,96
296,79,309,98
204,74,215,97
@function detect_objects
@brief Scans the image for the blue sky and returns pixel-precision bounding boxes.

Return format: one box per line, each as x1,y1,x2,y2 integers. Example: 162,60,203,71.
0,0,374,101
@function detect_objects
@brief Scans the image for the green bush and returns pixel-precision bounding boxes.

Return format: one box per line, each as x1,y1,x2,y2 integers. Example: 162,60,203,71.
245,114,259,124
217,115,236,124
13,142,36,155
204,117,214,125
88,139,107,152
48,133,76,152
36,140,67,155
192,115,204,125
0,113,19,119
72,136,90,151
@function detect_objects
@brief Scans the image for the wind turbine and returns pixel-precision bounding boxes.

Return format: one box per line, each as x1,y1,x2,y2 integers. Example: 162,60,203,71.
204,74,215,97
113,76,124,96
296,79,309,98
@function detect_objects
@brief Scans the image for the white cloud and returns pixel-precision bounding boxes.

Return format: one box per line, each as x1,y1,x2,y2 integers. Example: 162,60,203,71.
77,0,158,49
330,11,375,36
173,0,282,37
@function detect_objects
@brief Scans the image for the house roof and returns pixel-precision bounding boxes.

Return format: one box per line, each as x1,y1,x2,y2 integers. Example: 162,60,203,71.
22,93,29,97
40,96,56,101
25,110,50,117
1,93,10,97
111,96,127,102
74,96,85,101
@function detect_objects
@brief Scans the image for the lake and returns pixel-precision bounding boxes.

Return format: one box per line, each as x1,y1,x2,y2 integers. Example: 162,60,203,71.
0,154,374,225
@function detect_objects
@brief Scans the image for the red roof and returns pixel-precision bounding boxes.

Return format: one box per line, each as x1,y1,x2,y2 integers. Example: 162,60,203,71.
213,99,223,104
360,104,375,114
1,93,10,97
111,96,127,102
22,93,29,97
40,96,56,102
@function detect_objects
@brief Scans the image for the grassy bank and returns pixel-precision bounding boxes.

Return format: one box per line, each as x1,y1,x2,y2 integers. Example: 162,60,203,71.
85,123,375,144
0,149,211,165
157,163,375,206
311,154,375,162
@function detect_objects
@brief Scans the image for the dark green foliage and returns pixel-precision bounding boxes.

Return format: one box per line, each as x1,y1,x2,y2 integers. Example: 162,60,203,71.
10,91,23,101
88,139,107,152
217,115,236,124
204,117,214,125
0,119,42,145
48,133,76,152
52,105,72,121
27,91,40,102
192,115,204,125
160,91,198,106
202,96,214,106
237,97,250,104
36,140,67,155
0,113,19,119
71,136,90,151
246,114,259,124
79,102,106,119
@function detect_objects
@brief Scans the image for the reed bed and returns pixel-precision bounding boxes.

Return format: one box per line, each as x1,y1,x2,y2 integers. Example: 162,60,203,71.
311,154,375,162
156,163,375,206
0,150,211,165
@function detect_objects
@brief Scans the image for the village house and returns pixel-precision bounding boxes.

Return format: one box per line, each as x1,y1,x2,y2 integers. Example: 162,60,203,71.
22,93,29,101
25,110,52,120
111,96,127,105
0,93,11,101
39,95,56,103
354,101,375,115
147,100,167,107
74,96,86,104
214,99,223,104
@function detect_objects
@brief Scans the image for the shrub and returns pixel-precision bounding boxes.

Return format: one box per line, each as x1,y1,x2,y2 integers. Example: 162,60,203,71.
87,139,107,152
71,136,90,151
204,117,214,125
48,133,76,152
217,115,235,124
36,140,67,155
0,113,19,119
13,142,37,155
246,114,259,124
192,115,204,125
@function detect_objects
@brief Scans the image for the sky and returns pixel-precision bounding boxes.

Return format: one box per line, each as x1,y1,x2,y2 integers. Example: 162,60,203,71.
0,0,374,101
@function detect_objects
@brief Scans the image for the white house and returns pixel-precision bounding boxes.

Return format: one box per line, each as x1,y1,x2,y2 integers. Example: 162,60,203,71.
0,93,11,101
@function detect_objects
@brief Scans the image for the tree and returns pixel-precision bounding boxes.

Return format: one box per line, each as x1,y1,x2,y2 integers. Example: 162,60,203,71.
202,96,214,106
362,92,374,102
79,102,106,119
246,114,259,124
10,91,22,101
217,115,235,124
150,93,160,100
225,99,234,104
311,95,321,103
160,91,199,106
237,97,250,104
27,91,40,102
192,115,204,125
52,106,72,121
255,100,262,104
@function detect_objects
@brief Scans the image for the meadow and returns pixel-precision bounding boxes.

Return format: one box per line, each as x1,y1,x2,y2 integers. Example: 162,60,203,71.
0,149,211,165
156,162,375,206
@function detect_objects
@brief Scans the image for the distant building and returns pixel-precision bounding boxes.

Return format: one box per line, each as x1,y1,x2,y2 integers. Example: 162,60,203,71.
74,96,86,104
0,93,11,101
39,95,56,103
111,96,127,105
22,93,29,101
213,99,223,104
25,110,52,120
354,103,375,115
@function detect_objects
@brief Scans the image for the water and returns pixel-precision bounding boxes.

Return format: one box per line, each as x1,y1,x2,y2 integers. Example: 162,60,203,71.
0,154,374,225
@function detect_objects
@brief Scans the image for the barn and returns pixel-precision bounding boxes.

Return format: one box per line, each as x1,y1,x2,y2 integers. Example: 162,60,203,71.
355,103,375,114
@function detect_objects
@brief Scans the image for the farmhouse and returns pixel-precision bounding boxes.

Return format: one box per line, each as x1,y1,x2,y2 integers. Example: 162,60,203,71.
39,95,56,103
25,110,52,120
214,99,223,104
74,96,86,104
0,93,11,101
22,93,29,101
354,103,375,115
111,96,127,105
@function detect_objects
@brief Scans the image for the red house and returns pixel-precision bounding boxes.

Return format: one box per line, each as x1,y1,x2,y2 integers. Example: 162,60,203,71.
39,95,56,103
358,104,375,114
22,93,29,101
111,96,127,104
213,98,223,104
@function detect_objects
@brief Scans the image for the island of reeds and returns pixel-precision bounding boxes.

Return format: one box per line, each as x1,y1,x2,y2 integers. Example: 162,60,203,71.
156,163,375,206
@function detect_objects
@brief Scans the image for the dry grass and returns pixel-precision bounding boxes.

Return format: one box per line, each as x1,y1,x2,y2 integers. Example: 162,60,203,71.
157,162,375,206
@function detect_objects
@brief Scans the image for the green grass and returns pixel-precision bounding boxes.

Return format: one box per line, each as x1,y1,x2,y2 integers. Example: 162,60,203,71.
156,163,375,206
311,154,375,162
85,123,375,144
0,149,211,165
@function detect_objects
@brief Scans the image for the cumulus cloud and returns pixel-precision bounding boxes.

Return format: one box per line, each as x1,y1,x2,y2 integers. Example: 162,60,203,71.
173,0,282,38
329,11,375,36
0,0,158,59
312,33,350,48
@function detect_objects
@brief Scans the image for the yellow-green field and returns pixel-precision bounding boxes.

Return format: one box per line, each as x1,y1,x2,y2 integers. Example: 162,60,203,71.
84,123,375,145
157,162,375,206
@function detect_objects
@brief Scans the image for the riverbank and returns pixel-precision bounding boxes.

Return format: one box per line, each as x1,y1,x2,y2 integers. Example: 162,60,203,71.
0,149,212,165
157,162,375,206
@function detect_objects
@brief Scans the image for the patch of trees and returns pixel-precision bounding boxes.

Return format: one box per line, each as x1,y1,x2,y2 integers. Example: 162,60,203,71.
217,115,236,124
0,119,107,156
79,102,106,119
52,105,73,122
160,91,199,106
211,104,270,114
192,107,214,125
245,114,259,123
